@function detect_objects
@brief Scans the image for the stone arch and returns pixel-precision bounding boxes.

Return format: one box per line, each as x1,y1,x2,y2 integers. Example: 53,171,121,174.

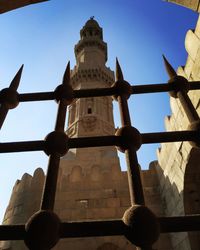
70,165,83,182
97,242,121,250
184,147,200,249
91,165,101,181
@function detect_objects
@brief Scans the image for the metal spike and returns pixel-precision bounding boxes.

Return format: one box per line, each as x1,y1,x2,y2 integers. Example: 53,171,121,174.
62,61,70,86
162,55,177,79
116,58,124,81
9,65,24,90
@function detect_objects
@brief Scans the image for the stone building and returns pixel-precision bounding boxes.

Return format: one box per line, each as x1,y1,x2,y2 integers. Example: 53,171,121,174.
0,18,171,250
154,1,200,249
1,1,200,250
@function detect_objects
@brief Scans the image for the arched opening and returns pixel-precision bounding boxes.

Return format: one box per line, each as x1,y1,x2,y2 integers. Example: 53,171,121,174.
184,147,200,249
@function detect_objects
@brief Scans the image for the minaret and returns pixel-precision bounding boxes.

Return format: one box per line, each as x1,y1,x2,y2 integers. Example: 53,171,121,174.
67,17,115,138
61,17,118,175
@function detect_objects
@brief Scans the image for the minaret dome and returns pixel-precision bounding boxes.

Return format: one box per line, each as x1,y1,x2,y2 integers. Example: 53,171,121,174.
75,17,107,66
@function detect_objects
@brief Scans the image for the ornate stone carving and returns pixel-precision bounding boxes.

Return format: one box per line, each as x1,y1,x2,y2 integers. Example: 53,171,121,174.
81,115,97,131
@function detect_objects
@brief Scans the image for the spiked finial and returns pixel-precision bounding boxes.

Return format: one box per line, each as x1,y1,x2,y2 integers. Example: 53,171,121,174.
9,64,24,90
162,55,177,79
116,58,124,81
62,61,70,86
54,61,73,104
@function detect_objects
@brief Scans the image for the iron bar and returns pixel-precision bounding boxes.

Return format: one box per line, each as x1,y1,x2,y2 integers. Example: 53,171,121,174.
55,101,68,132
125,146,145,205
159,214,200,233
40,153,60,210
0,81,199,103
0,105,8,129
0,140,45,153
1,214,200,240
118,95,145,205
0,225,25,240
19,92,54,102
142,130,198,144
177,91,199,123
1,55,200,247
118,95,132,126
0,130,198,153
188,81,200,90
60,220,125,238
132,83,172,94
40,63,70,211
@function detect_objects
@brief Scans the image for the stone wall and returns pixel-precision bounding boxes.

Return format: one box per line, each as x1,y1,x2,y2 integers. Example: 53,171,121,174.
155,15,200,250
166,0,200,12
0,158,172,250
0,168,44,250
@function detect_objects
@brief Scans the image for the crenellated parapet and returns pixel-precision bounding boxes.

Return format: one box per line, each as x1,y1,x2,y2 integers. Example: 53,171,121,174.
0,168,45,250
70,66,114,88
2,168,45,226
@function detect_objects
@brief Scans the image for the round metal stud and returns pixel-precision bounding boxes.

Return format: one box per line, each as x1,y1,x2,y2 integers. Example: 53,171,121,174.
112,80,132,101
44,131,69,156
168,75,189,98
123,205,160,247
54,84,74,105
25,210,61,250
0,88,19,109
115,125,142,152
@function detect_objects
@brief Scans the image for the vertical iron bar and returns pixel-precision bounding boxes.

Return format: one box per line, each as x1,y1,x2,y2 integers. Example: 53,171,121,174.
40,153,60,210
55,101,67,132
0,105,8,129
40,101,67,211
118,95,145,205
118,95,131,126
177,91,199,123
40,62,71,211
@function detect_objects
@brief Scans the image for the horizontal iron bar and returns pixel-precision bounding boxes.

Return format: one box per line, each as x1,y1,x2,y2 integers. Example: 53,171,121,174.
0,225,25,240
0,141,45,153
142,130,198,144
188,81,200,90
1,214,200,240
60,220,125,238
68,135,119,148
14,81,200,102
19,92,54,102
0,130,198,153
159,214,200,233
133,81,200,94
132,83,173,94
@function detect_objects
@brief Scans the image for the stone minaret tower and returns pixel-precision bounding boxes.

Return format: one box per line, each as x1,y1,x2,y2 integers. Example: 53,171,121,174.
61,17,119,176
0,18,172,250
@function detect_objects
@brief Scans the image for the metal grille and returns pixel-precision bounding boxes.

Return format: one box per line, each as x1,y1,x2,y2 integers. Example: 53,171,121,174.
0,56,200,250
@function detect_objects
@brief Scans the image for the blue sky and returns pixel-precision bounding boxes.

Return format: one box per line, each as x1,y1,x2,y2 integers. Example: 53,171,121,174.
0,0,198,222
